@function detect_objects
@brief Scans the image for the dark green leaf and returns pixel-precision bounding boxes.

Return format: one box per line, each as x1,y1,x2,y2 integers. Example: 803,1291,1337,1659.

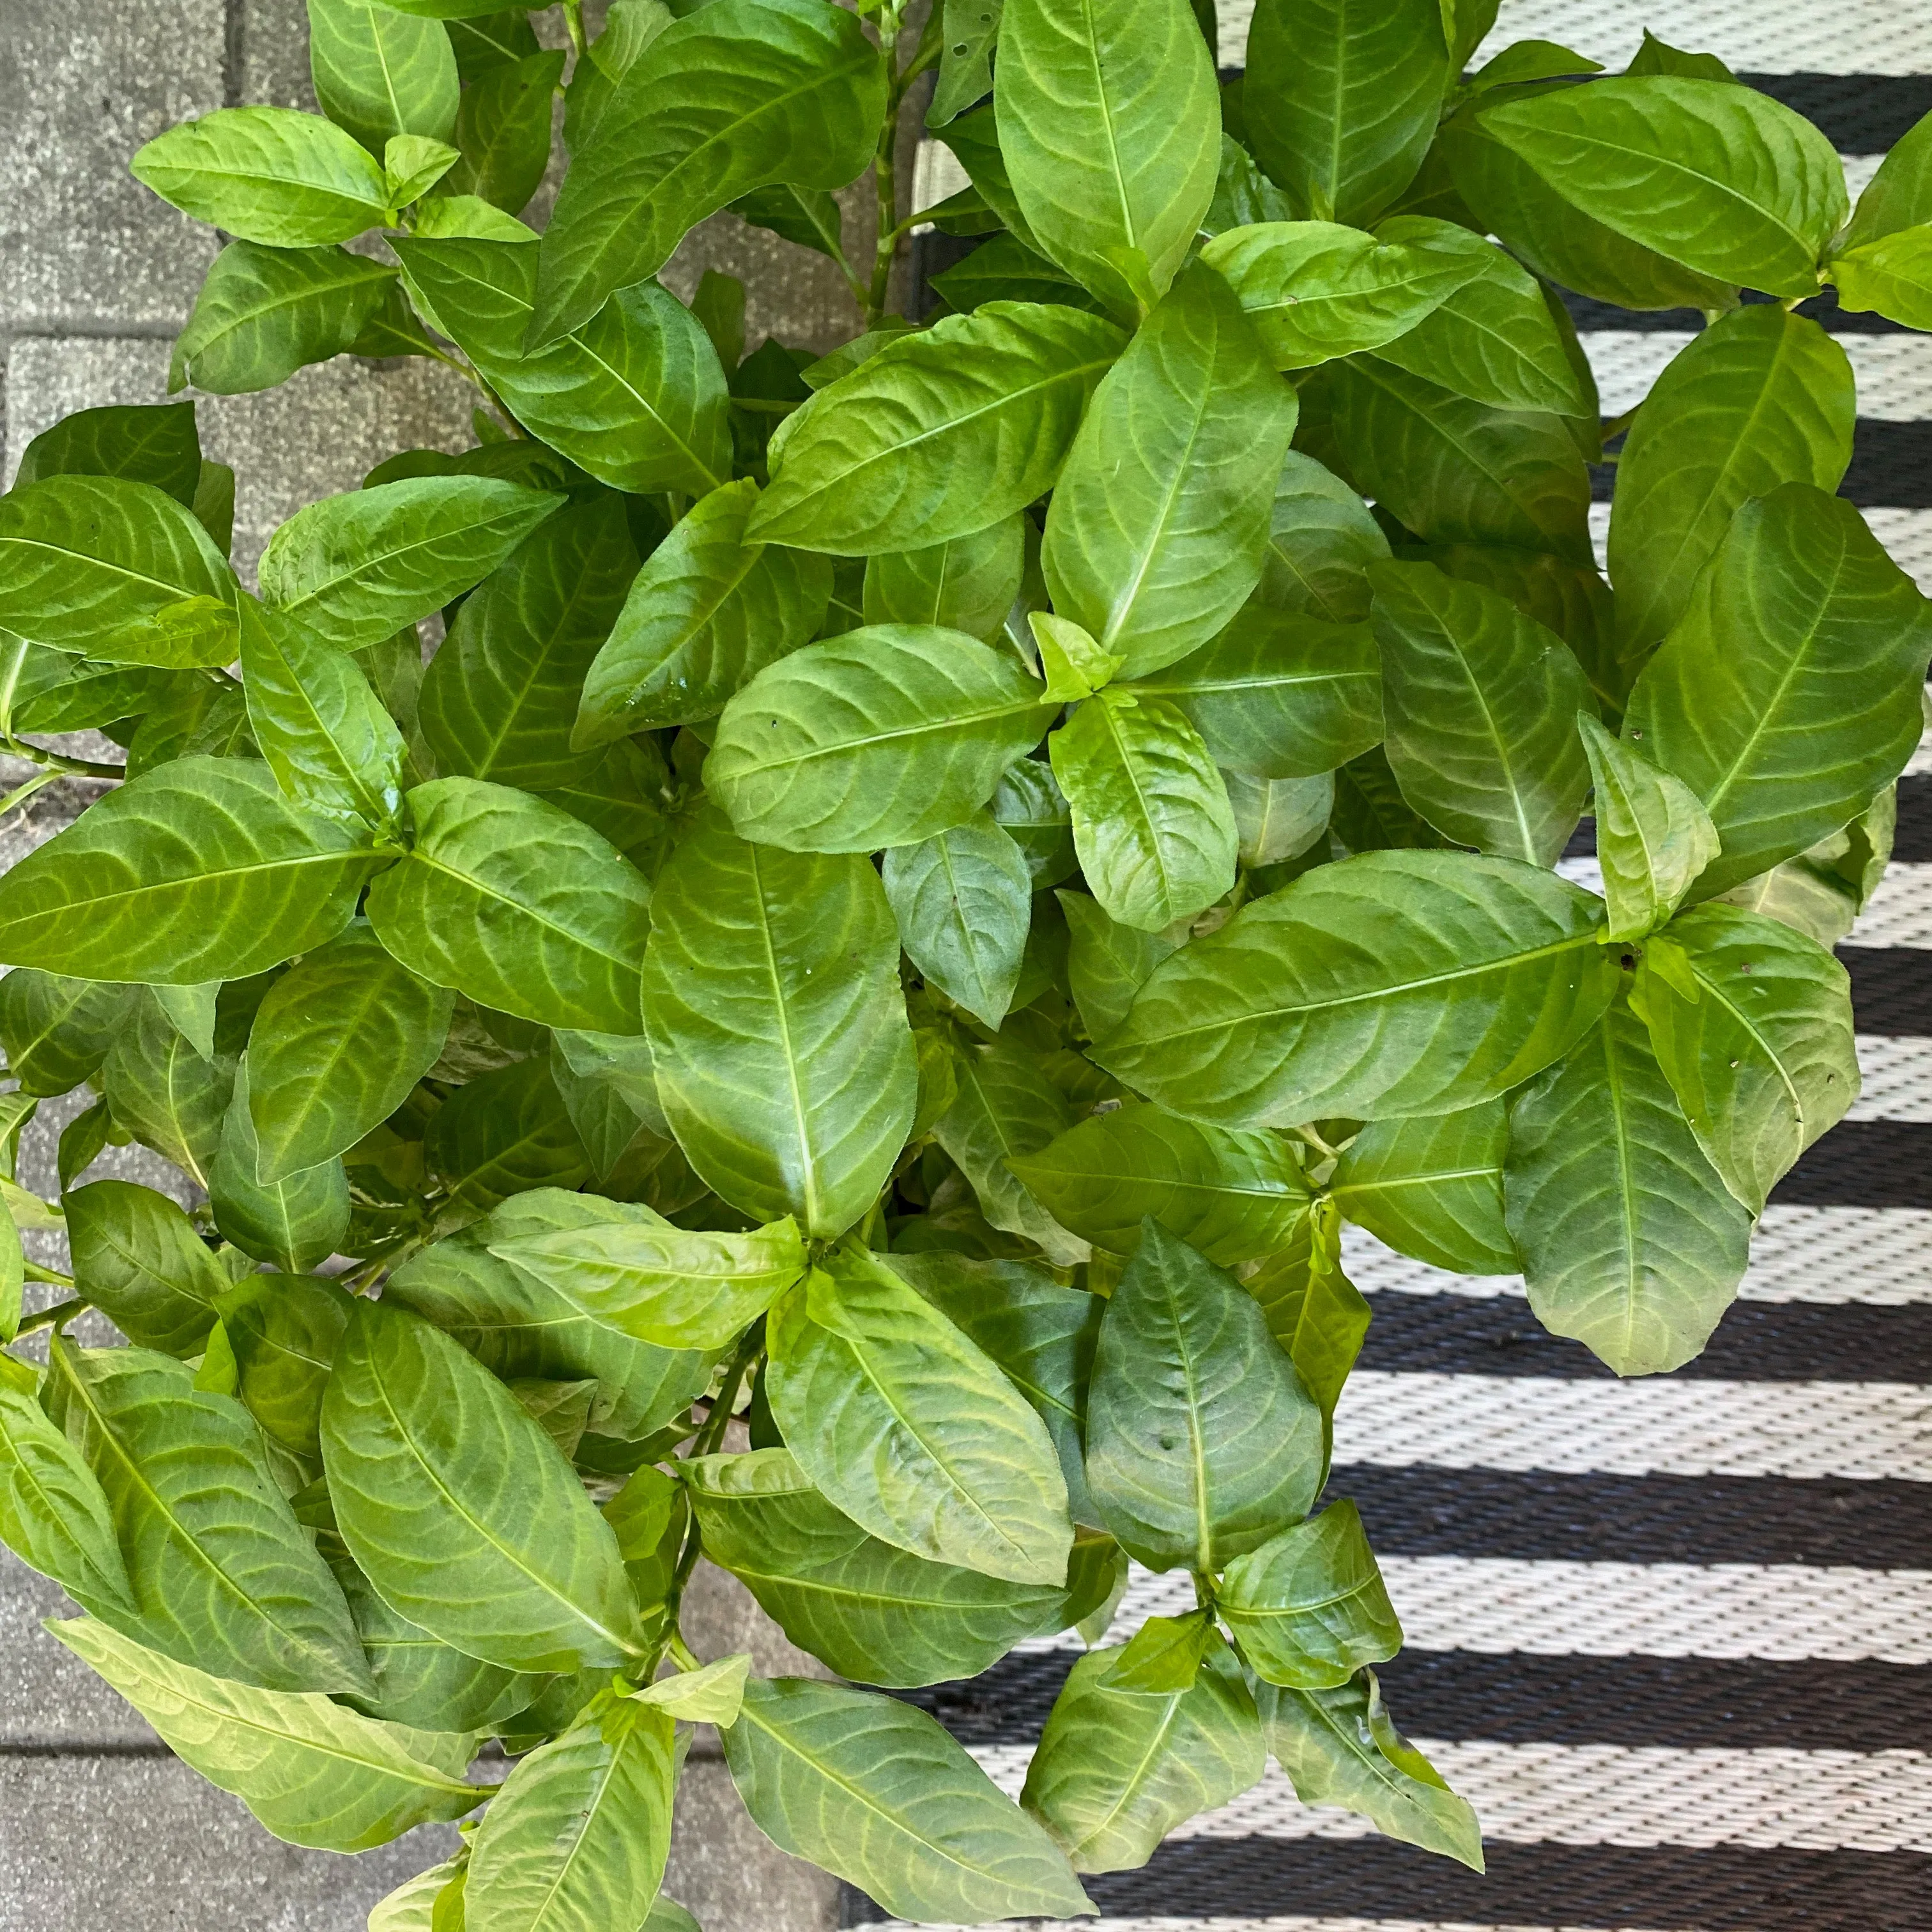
862,516,1027,644
1330,1101,1515,1274
210,1079,351,1271
221,1273,353,1462
883,815,1032,1029
424,1057,593,1213
1058,888,1181,1040
1253,451,1391,622
66,1179,227,1356
0,970,133,1096
100,992,232,1186
0,1380,136,1616
1577,712,1719,941
445,48,563,211
12,402,201,505
307,0,459,153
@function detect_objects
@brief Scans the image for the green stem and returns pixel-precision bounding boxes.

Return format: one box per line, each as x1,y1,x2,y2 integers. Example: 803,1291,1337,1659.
863,8,911,326
14,1296,88,1338
562,0,587,59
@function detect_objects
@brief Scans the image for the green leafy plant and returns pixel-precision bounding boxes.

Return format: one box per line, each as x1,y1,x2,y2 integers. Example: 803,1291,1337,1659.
0,0,1925,1920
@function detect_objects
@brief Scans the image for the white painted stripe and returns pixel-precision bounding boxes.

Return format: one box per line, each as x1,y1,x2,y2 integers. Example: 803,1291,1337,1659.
871,1922,1689,1932
963,1745,1932,1852
1849,1035,1932,1120
1331,1374,1932,1482
1025,1558,1932,1662
1593,502,1932,592
1850,860,1932,947
1584,330,1932,421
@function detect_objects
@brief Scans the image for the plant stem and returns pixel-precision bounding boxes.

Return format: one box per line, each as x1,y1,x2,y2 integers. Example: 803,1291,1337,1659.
14,1296,89,1337
562,0,586,59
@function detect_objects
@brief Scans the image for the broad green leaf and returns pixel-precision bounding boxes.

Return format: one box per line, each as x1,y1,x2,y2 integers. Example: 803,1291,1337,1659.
320,1296,647,1672
220,1273,353,1462
993,0,1219,316
1608,308,1853,659
1050,691,1237,931
1828,223,1932,330
424,1057,593,1213
929,0,1003,128
883,815,1034,1028
634,1652,749,1722
1245,0,1448,224
1257,1671,1483,1869
444,47,564,211
724,1678,1096,1922
1254,452,1390,622
367,1857,468,1932
686,1448,1077,1686
65,1179,227,1355
1012,1103,1310,1264
1022,1643,1263,1873
707,625,1057,853
0,758,381,983
45,1339,371,1694
488,1202,806,1349
1368,559,1591,864
928,233,1107,312
1311,358,1592,564
530,0,884,345
1085,1222,1323,1570
0,970,132,1096
1480,77,1848,298
259,476,563,652
171,243,397,394
767,1246,1073,1585
1133,610,1383,781
1204,134,1296,234
1622,484,1932,900
467,1694,675,1932
1503,1000,1750,1376
1244,1185,1368,1416
407,192,535,240
52,1616,475,1853
419,496,638,787
939,103,1039,247
11,401,201,505
993,756,1077,885
308,0,459,152
366,778,651,1033
1200,220,1484,369
0,1383,135,1614
1058,888,1181,1040
1632,905,1858,1215
239,597,407,831
1227,770,1333,868
132,106,395,245
553,1025,670,1142
1042,261,1296,677
1578,714,1718,942
392,236,732,496
540,739,671,872
746,303,1126,555
245,921,454,1179
731,181,845,259
572,480,830,742
100,993,231,1184
1713,790,1899,949
1098,1608,1219,1694
1098,850,1616,1126
1220,1501,1401,1689
0,475,240,666
209,1080,351,1271
1842,105,1932,251
863,517,1026,643
1329,1101,1515,1275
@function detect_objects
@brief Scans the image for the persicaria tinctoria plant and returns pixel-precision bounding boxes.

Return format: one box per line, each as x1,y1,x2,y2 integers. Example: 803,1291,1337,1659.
0,0,1924,1919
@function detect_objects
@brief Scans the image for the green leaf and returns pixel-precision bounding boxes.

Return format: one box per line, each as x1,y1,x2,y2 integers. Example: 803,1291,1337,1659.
572,480,830,742
0,1383,136,1615
1245,0,1449,224
419,496,638,787
928,233,1107,312
366,777,652,1033
1200,219,1485,369
1204,134,1296,234
530,0,884,346
45,1338,371,1694
1256,1670,1483,1869
1085,1221,1323,1570
1098,850,1617,1126
992,756,1077,885
258,475,563,652
0,970,133,1096
100,993,231,1185
1098,1607,1219,1693
245,920,454,1179
862,516,1027,643
686,1447,1077,1686
723,1677,1095,1922
643,816,914,1234
424,1056,593,1213
1841,105,1932,252
1310,357,1592,564
392,236,732,496
1577,714,1718,942
1220,1499,1402,1688
209,1079,351,1271
745,303,1126,555
1254,451,1390,622
1022,1643,1263,1873
1226,770,1333,868
407,192,535,241
1828,222,1932,330
65,1179,227,1356
307,0,459,153
131,106,395,245
767,1245,1073,1585
1367,559,1591,864
0,475,240,666
445,48,564,211
12,401,201,505
220,1273,353,1462
467,1694,675,1932
993,0,1219,316
1622,484,1932,900
172,241,398,395
1632,905,1859,1216
1607,308,1853,660
1329,1101,1515,1275
382,134,460,207
1042,261,1296,677
1012,1102,1310,1264
1133,609,1383,780
929,0,1002,128
0,758,381,983
1050,691,1237,931
320,1296,647,1672
883,815,1033,1028
1503,1000,1751,1376
707,624,1057,853
1058,888,1181,1039
634,1652,749,1722
1480,77,1848,297
488,1202,806,1350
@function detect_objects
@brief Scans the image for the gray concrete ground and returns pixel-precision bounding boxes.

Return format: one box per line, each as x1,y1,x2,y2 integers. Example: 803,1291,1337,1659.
0,0,875,1923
